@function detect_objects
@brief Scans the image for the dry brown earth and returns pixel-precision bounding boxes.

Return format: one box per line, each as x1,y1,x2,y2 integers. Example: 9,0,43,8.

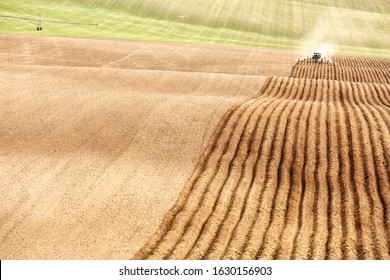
134,76,390,260
3,34,389,260
0,35,298,76
0,34,298,259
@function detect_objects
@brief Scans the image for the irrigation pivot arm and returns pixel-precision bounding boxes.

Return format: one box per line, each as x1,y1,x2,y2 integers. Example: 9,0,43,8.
42,19,97,26
0,14,39,23
0,14,97,27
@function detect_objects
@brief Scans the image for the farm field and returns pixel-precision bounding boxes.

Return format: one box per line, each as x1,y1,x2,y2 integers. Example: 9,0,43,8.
291,56,390,83
135,75,390,260
1,1,390,261
0,0,390,57
0,34,296,259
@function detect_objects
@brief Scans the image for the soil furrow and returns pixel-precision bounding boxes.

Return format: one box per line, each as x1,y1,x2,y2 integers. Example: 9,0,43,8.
308,79,328,259
350,83,390,259
202,78,297,260
257,79,312,259
222,78,302,259
342,81,375,259
239,78,305,259
134,72,390,260
182,78,292,259
290,80,319,259
133,90,263,259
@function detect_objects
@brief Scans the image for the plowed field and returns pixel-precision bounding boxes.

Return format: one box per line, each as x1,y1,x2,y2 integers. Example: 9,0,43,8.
2,34,390,260
290,56,390,83
134,76,390,260
0,34,296,259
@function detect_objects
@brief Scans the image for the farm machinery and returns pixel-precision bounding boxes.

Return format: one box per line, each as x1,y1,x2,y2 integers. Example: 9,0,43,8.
0,12,97,31
298,52,332,64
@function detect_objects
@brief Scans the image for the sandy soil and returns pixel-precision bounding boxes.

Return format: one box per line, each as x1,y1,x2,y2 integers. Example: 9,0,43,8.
0,34,297,259
135,76,390,260
0,34,298,76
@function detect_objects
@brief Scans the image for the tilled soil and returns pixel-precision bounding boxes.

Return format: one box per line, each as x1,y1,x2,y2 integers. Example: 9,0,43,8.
290,56,390,83
134,76,390,260
0,34,298,259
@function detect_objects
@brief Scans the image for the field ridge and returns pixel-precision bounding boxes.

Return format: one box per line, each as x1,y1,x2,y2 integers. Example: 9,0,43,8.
290,56,390,83
133,76,390,260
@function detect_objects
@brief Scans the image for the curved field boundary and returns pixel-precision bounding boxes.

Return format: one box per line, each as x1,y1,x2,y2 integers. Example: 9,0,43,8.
133,76,390,260
290,56,390,84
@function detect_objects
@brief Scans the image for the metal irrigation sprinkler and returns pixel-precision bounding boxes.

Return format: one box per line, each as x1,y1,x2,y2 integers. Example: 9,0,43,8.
37,12,44,30
0,13,98,31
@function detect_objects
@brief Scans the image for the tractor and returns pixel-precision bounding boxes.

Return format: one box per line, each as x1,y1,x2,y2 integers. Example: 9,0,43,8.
310,52,322,62
298,52,332,64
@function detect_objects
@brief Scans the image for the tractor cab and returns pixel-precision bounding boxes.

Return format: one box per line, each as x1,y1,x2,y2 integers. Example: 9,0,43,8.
311,52,322,62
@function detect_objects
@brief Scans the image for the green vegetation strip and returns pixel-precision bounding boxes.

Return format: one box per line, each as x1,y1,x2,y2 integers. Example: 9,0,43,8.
0,0,389,57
